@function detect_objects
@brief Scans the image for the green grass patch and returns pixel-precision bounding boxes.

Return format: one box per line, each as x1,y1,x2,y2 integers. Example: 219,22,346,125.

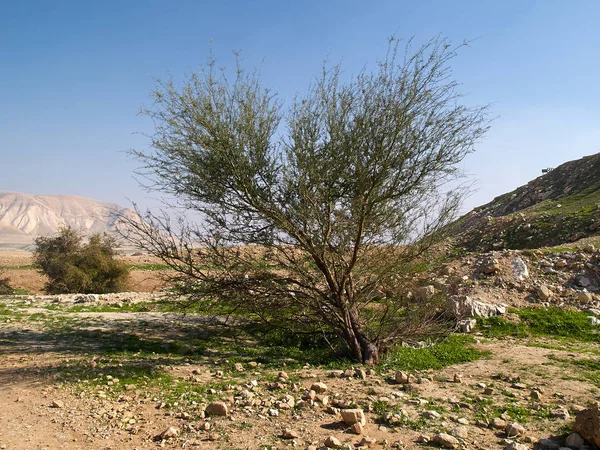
479,307,599,343
380,335,489,371
128,263,172,271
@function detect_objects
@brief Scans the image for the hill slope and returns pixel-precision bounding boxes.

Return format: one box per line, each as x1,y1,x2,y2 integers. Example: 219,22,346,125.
452,152,600,251
0,191,132,249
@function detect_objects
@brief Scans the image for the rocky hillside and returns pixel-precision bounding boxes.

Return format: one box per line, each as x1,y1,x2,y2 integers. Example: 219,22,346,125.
451,152,600,251
0,191,133,249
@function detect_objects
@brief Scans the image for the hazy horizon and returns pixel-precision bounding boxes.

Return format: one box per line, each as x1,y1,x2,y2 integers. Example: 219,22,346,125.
2,0,599,214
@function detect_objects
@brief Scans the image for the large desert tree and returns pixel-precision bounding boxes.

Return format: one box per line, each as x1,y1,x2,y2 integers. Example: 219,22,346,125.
123,37,490,364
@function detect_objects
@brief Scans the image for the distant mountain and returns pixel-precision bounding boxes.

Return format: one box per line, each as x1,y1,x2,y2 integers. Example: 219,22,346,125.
0,191,134,250
450,152,600,251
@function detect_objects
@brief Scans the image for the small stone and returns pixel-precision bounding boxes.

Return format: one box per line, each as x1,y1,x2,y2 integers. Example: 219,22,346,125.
449,426,468,439
282,428,298,439
208,432,219,441
457,417,469,425
205,401,228,416
234,362,244,372
423,410,441,419
324,436,341,447
394,371,409,384
350,422,364,434
491,418,507,429
50,400,64,408
156,426,179,440
577,291,593,303
416,434,431,443
505,422,525,437
530,390,542,400
432,432,459,448
505,443,529,450
341,409,366,426
538,285,552,300
359,436,377,447
550,407,570,420
310,382,328,393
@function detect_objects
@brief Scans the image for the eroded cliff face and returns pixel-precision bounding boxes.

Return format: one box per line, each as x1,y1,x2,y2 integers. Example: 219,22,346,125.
0,191,133,249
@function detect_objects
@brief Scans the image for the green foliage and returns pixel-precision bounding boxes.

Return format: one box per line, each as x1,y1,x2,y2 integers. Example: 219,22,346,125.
380,335,488,371
33,227,129,294
480,308,599,342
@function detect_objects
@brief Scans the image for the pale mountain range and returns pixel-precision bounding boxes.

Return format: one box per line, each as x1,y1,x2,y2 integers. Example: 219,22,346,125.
0,191,134,249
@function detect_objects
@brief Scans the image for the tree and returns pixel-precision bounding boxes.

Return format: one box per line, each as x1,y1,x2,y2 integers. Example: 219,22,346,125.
122,37,490,364
34,227,129,294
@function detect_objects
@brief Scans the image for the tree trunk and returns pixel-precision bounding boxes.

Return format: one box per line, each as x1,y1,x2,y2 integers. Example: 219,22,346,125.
343,306,380,366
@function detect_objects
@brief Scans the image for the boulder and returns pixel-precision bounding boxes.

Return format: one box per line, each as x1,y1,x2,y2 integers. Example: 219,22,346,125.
446,295,506,319
415,285,436,301
512,256,529,281
573,404,600,446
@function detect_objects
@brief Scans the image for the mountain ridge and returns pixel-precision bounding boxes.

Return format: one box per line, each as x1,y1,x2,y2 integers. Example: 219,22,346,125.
451,152,600,251
0,191,133,249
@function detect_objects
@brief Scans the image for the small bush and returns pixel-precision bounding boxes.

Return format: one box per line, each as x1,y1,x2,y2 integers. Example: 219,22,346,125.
33,227,129,294
0,268,14,294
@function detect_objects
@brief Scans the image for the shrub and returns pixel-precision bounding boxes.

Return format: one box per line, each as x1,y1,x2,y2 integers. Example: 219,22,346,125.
0,268,14,295
33,227,129,294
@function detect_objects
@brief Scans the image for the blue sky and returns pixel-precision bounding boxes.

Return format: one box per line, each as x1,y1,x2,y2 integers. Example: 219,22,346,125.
1,0,599,212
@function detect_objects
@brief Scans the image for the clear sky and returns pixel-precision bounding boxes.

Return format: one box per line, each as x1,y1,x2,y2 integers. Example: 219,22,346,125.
1,0,599,212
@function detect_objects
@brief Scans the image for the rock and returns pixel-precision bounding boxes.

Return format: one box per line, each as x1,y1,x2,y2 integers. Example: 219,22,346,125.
538,285,552,301
565,432,585,449
432,432,459,448
577,276,591,287
310,382,328,393
446,295,506,319
449,426,468,439
505,443,529,450
573,404,600,446
234,362,244,372
583,244,596,253
359,436,377,447
329,370,344,378
453,373,462,383
205,401,228,416
577,290,593,303
350,422,364,434
512,256,529,281
208,432,219,441
589,316,600,325
538,439,562,450
490,417,507,429
550,406,570,420
394,371,409,384
458,318,477,332
74,294,99,303
324,436,341,447
50,400,64,408
423,410,441,419
341,409,366,426
282,428,298,439
505,422,525,437
415,285,436,301
530,390,542,400
416,434,431,443
156,426,179,440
